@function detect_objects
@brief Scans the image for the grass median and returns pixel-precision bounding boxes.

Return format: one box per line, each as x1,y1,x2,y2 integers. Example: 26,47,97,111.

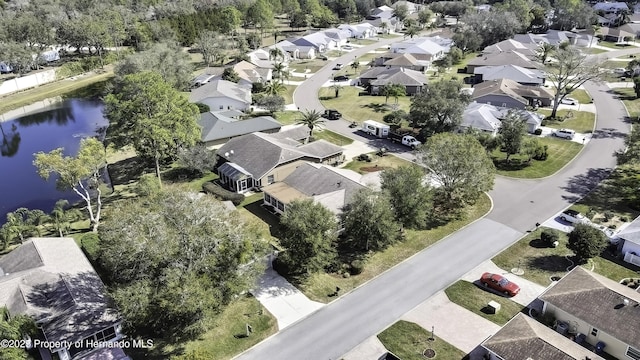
377,321,466,360
445,281,524,326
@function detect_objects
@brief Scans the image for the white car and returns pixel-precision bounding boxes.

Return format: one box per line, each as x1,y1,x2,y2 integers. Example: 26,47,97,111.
554,128,576,140
561,97,578,105
613,67,627,75
560,209,587,224
343,45,353,50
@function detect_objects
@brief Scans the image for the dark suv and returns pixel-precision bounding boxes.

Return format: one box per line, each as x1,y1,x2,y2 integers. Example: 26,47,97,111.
333,75,349,82
324,109,342,120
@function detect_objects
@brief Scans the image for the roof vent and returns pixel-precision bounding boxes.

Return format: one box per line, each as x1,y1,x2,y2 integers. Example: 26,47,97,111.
624,298,630,306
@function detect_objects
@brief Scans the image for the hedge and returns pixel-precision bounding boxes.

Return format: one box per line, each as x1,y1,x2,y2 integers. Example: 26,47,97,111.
202,181,245,205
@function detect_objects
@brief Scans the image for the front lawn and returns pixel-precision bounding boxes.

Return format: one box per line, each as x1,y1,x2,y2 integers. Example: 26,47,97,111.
377,321,466,360
537,109,596,133
611,87,640,118
342,152,420,174
492,136,583,178
492,227,640,286
312,129,354,146
444,281,524,326
318,86,411,122
300,194,492,303
288,59,327,74
598,41,638,50
273,111,302,125
568,89,593,104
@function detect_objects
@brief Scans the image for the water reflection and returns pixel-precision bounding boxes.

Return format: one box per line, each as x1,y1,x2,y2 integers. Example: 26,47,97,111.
0,122,21,157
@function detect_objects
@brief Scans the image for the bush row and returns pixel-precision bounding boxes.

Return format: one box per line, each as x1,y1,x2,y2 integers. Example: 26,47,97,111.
202,181,245,205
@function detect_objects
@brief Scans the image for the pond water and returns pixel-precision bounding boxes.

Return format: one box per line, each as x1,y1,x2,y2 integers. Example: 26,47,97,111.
0,98,108,222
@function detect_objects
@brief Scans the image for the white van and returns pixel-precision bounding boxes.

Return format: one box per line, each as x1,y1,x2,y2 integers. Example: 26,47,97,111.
554,128,575,140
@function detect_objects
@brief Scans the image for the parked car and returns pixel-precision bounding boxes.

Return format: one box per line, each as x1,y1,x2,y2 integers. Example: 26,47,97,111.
333,63,343,70
480,272,520,296
553,128,575,140
561,97,578,105
333,75,349,81
324,109,342,120
613,67,627,75
318,55,328,61
343,45,353,50
560,209,586,224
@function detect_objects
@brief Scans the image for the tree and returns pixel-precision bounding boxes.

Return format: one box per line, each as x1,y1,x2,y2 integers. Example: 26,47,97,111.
409,80,471,136
177,145,216,176
474,131,501,153
255,94,286,112
537,42,555,64
264,81,286,95
278,199,337,276
3,208,46,242
387,83,406,104
196,30,224,67
499,111,528,162
269,48,284,62
99,187,267,338
382,110,407,125
350,60,360,75
495,0,534,31
456,9,523,49
0,42,34,76
393,4,409,23
33,138,107,232
290,11,309,29
416,133,495,210
634,77,640,99
380,166,432,229
405,26,419,39
341,189,400,251
48,199,81,237
104,72,201,185
221,68,240,83
247,0,274,37
296,109,325,141
0,307,37,360
546,48,604,118
417,8,434,28
551,0,595,31
567,223,608,263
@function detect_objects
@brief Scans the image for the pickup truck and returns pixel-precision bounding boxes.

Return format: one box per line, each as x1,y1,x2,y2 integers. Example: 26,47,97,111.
389,130,422,149
324,109,342,120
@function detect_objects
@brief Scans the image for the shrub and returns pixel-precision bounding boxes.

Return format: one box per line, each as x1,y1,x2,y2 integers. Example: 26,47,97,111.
81,233,100,263
603,211,615,222
541,119,548,126
134,174,162,197
541,228,559,245
195,103,210,113
350,260,365,275
533,144,548,160
534,128,543,135
202,181,245,205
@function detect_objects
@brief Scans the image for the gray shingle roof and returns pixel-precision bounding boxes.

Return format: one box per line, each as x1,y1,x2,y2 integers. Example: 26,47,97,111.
616,215,640,245
216,126,343,180
474,65,545,85
361,67,427,86
189,79,251,105
482,313,605,360
472,78,553,103
0,238,120,345
467,51,541,69
198,111,281,143
539,266,640,349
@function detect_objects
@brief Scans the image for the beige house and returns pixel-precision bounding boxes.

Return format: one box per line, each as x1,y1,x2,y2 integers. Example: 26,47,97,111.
215,126,344,193
538,266,640,360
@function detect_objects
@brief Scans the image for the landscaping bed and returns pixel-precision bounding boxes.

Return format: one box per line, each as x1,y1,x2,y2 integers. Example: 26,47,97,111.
491,136,583,178
444,280,524,326
377,321,466,360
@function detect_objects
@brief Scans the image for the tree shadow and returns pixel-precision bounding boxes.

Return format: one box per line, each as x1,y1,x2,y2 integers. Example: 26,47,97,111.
591,127,628,139
243,202,282,238
529,238,551,249
362,103,390,113
528,255,573,273
107,156,153,186
561,167,612,203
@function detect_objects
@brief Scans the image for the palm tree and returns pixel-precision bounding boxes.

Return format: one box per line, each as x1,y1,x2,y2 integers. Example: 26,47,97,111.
296,109,325,142
265,81,286,95
279,67,291,84
380,84,392,103
350,60,360,75
405,26,419,39
380,22,389,35
273,62,285,83
49,199,81,237
269,47,284,62
537,43,555,64
331,84,342,98
388,84,406,104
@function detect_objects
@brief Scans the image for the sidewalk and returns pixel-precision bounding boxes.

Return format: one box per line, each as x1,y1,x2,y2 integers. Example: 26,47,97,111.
252,268,324,330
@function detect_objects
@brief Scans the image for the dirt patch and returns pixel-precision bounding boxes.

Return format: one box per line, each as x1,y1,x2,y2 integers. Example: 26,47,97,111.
360,166,388,172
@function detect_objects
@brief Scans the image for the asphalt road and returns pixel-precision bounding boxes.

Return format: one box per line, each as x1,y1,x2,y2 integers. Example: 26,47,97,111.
235,44,638,360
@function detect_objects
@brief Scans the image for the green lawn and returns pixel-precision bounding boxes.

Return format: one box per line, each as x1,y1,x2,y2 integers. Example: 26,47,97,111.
611,87,640,117
300,193,492,303
355,51,381,64
342,152,419,174
282,85,296,104
598,41,638,50
537,109,596,133
319,86,411,122
272,110,301,125
289,59,326,73
377,321,466,360
312,128,354,146
568,89,593,104
584,47,609,54
492,227,640,287
444,281,524,326
492,136,583,178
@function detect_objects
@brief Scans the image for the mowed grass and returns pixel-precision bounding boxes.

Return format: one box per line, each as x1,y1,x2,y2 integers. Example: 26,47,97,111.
319,86,411,122
300,193,492,303
611,87,640,117
492,136,583,178
445,281,524,326
537,109,596,133
273,110,301,125
312,128,354,146
174,295,277,360
342,153,419,174
568,89,593,104
597,41,638,50
377,321,466,360
289,59,327,74
492,227,640,286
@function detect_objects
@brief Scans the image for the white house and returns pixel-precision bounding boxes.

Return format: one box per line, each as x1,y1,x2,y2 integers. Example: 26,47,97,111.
390,37,448,61
593,1,629,14
189,79,252,112
338,23,377,39
474,64,546,86
460,102,544,134
614,215,640,266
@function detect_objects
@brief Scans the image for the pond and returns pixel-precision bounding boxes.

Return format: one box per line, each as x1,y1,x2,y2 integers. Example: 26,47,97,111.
0,98,108,223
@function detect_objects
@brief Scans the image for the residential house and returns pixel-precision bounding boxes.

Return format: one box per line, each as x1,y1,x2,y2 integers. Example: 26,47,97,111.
514,30,597,48
247,44,292,68
594,1,629,14
474,4,492,11
613,215,640,266
190,70,224,88
366,6,402,32
601,26,636,42
538,266,640,360
369,5,395,20
390,1,423,14
262,162,375,215
619,23,640,39
277,40,317,59
198,111,282,147
482,39,538,59
461,102,544,135
189,79,252,112
358,67,428,95
233,60,272,86
0,238,126,360
215,126,344,193
323,28,351,48
473,65,546,86
390,37,448,62
471,78,554,109
338,23,377,39
482,313,605,360
290,29,349,53
373,53,426,71
466,51,542,73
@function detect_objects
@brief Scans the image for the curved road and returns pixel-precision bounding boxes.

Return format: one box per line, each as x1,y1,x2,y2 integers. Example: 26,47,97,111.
235,43,636,360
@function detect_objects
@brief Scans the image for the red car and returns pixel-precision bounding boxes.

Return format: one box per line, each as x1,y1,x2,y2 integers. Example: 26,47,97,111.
480,272,521,296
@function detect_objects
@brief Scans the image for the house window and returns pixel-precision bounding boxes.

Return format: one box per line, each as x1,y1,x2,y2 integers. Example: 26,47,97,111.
219,105,224,109
627,346,640,360
276,201,284,211
267,175,275,184
265,193,271,203
591,328,598,336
